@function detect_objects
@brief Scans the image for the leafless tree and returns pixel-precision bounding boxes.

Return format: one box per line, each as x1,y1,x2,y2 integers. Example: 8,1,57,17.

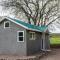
0,0,59,26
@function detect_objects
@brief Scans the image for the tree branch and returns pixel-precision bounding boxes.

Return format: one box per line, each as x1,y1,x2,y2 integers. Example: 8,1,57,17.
48,11,58,19
40,0,52,13
46,3,58,16
34,0,39,19
46,16,60,26
24,0,32,14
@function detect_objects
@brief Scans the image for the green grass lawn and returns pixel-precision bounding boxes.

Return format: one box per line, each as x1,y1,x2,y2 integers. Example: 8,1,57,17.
50,35,60,45
50,37,60,45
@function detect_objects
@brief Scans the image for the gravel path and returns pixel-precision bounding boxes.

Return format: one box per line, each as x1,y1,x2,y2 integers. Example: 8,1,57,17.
40,48,60,60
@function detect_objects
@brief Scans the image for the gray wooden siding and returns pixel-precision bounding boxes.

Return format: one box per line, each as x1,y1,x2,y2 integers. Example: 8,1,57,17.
0,20,27,56
26,31,42,55
45,34,50,49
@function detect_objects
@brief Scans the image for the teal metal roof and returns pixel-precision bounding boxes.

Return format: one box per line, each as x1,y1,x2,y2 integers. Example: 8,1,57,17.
8,17,47,32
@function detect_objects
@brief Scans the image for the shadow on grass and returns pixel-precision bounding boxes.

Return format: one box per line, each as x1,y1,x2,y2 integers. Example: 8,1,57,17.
50,44,60,48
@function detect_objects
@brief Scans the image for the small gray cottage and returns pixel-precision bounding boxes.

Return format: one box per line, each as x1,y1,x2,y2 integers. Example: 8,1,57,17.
0,17,50,56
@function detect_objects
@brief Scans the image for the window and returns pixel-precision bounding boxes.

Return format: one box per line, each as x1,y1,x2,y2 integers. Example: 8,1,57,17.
4,21,10,28
17,31,24,42
29,32,36,40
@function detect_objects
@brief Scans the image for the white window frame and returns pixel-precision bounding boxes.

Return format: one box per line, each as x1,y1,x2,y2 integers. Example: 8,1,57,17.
29,32,36,40
4,21,10,28
17,31,24,42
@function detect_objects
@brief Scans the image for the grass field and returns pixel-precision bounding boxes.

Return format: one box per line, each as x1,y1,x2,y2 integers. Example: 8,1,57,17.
50,34,60,45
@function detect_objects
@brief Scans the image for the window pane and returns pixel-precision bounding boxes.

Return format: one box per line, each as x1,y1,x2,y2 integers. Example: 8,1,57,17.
19,32,23,36
33,33,36,39
5,22,9,27
30,33,32,38
19,37,23,41
29,32,36,40
33,33,35,38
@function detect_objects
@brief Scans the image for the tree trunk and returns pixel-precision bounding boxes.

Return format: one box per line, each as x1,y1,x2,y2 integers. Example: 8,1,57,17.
28,18,31,24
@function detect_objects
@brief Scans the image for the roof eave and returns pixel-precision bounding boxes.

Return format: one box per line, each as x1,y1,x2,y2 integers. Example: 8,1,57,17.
7,17,41,32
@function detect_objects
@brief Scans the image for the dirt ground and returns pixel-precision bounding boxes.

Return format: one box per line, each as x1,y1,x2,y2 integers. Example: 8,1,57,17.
0,48,60,60
40,48,60,60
